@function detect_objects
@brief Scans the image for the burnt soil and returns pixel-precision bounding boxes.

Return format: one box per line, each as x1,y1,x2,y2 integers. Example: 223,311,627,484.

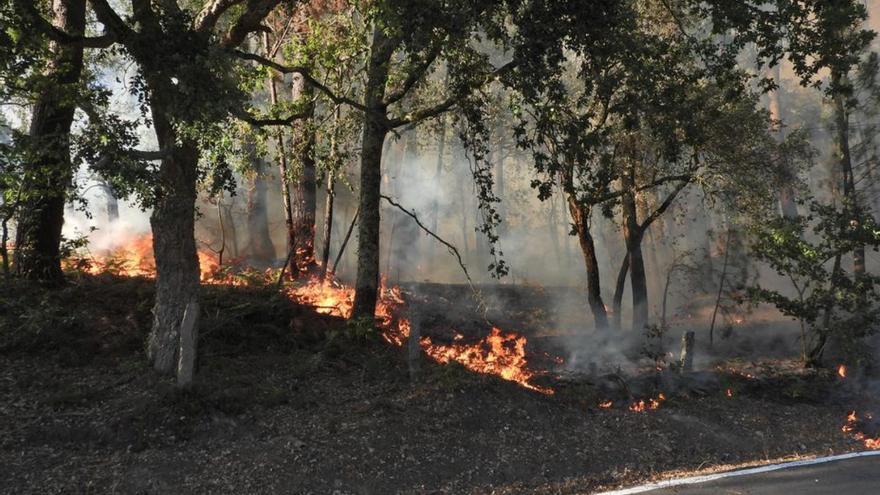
1,275,877,494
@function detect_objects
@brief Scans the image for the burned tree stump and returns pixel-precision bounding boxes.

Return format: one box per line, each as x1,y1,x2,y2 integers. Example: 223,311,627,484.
177,301,200,388
679,331,695,373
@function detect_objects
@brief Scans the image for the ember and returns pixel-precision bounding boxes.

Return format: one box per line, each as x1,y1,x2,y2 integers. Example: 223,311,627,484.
628,393,666,412
726,388,733,398
842,411,880,449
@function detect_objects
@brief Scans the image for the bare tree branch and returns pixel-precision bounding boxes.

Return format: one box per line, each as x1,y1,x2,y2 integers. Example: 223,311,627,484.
380,194,478,294
639,178,691,231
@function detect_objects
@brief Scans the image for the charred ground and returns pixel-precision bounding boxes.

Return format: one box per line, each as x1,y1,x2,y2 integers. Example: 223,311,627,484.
1,275,876,494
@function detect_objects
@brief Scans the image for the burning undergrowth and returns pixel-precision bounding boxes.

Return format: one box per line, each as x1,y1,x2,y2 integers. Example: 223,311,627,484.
843,411,880,449
59,233,880,438
68,234,558,394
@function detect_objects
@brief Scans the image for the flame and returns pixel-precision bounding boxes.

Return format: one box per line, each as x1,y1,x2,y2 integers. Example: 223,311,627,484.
69,234,554,395
283,276,553,394
628,393,666,412
71,233,224,282
420,328,554,394
838,364,847,378
726,388,733,398
598,400,613,409
289,276,354,318
842,411,880,449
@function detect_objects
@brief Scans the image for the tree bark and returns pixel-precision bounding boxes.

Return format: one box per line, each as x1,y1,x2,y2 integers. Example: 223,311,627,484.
147,120,201,375
245,161,276,263
351,27,392,319
832,70,864,277
319,169,335,279
13,0,86,284
769,64,800,220
621,167,648,332
566,194,609,330
612,255,629,330
292,74,317,271
102,182,119,223
264,33,296,263
319,106,341,280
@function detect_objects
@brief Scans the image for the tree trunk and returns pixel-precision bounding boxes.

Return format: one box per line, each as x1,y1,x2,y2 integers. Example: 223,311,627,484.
148,131,201,375
292,74,318,271
621,168,648,332
351,27,392,319
245,162,276,263
264,33,296,262
319,106,341,280
566,194,609,330
612,255,629,330
832,71,864,277
319,170,335,279
13,0,86,284
628,236,649,331
429,114,447,234
100,181,120,223
769,64,800,220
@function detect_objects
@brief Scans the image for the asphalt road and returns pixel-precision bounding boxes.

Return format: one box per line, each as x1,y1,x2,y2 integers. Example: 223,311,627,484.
642,454,880,494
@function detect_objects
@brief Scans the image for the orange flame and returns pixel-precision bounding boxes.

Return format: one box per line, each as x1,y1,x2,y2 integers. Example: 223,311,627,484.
70,234,555,395
598,400,613,409
420,328,553,394
628,393,666,412
838,365,847,378
72,233,224,282
842,411,880,449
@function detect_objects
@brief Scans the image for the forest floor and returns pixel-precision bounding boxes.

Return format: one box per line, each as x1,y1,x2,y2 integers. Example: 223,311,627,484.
0,275,877,494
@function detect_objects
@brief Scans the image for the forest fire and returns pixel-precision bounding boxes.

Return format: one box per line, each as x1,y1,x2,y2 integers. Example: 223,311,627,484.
275,275,553,393
420,327,554,394
289,278,554,393
289,276,354,318
69,237,552,394
842,411,880,449
70,234,221,282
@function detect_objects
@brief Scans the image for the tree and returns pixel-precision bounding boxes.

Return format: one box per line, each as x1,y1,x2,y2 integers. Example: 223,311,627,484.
12,0,87,284
750,201,880,365
18,0,298,376
238,0,518,319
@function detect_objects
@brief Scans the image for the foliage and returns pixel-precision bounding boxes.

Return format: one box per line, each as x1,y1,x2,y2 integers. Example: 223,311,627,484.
748,201,880,364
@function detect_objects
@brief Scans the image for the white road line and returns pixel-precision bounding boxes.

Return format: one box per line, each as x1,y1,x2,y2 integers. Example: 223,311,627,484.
594,450,880,495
